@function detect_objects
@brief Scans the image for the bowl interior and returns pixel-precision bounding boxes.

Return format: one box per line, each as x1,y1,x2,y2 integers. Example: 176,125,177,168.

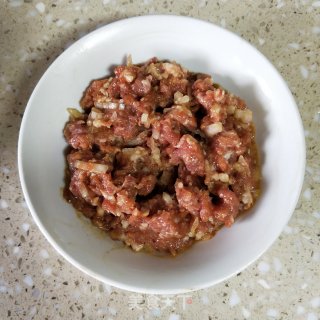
18,16,305,294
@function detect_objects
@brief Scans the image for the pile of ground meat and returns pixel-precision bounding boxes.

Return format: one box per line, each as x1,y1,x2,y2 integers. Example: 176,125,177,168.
64,57,261,256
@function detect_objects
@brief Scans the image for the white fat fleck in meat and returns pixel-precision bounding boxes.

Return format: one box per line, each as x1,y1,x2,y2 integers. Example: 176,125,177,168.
204,122,223,137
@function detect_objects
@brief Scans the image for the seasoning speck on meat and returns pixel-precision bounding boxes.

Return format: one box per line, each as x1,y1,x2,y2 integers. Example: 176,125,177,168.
64,57,261,256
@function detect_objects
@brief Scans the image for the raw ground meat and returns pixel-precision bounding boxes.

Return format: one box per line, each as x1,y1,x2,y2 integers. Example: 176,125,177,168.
64,57,261,256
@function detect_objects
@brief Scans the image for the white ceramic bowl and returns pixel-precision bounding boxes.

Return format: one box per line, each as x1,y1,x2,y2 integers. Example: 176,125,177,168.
18,15,305,294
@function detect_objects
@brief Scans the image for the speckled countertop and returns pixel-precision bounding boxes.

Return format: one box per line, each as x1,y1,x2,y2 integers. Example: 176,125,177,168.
0,0,319,319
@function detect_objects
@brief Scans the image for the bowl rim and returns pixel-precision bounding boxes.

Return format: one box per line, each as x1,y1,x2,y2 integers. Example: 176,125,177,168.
18,14,306,294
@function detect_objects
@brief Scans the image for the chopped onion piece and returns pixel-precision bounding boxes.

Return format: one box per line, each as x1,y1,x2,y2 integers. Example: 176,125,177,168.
67,108,83,119
95,101,118,109
242,191,253,205
235,109,253,123
96,207,105,216
188,217,199,237
174,91,190,104
126,54,132,66
131,242,144,252
74,160,110,173
162,192,172,204
92,119,110,128
163,62,183,77
204,122,223,137
90,108,104,120
78,183,89,199
121,220,129,229
139,222,148,230
141,112,149,124
123,70,135,83
227,105,236,114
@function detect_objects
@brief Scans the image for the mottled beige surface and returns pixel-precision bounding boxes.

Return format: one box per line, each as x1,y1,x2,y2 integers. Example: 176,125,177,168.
0,0,319,319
